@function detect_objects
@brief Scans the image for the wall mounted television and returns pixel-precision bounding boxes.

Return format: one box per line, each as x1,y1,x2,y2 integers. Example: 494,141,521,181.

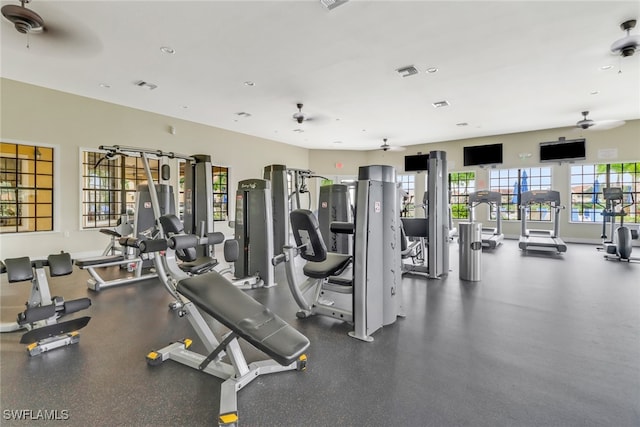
463,143,503,166
539,138,586,162
404,154,430,172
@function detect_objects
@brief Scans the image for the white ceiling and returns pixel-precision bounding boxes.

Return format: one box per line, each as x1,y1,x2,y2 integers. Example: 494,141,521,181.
2,0,639,151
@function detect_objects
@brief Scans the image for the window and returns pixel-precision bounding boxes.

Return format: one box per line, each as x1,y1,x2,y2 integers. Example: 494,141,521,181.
212,166,229,221
398,174,415,217
81,151,159,229
449,172,476,219
178,162,229,222
570,162,640,223
489,167,552,221
0,143,54,233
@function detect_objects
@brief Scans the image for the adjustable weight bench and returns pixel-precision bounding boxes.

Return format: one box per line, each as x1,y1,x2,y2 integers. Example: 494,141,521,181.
75,237,157,291
1,253,91,356
146,270,309,426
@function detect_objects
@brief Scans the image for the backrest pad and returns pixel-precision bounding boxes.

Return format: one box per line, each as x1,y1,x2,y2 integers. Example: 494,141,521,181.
289,209,327,262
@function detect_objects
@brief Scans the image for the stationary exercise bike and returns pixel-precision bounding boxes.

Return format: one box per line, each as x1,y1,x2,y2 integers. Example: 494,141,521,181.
598,187,639,262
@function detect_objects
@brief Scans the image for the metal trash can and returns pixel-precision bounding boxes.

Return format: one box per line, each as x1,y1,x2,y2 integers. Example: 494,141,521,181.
458,222,482,281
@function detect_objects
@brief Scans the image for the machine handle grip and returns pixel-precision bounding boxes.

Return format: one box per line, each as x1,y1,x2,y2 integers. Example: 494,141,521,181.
139,238,168,253
272,253,286,266
206,232,225,245
330,221,354,234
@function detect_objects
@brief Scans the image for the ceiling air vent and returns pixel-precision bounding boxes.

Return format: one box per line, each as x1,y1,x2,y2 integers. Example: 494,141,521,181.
135,81,158,90
432,100,450,108
396,65,418,77
320,0,349,11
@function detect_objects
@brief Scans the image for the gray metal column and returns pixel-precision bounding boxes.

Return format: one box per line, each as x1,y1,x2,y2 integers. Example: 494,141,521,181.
317,184,351,254
350,165,400,342
263,164,289,255
427,150,450,279
234,179,275,287
184,154,214,256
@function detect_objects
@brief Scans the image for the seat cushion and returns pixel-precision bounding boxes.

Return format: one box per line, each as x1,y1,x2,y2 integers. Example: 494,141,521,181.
302,253,352,279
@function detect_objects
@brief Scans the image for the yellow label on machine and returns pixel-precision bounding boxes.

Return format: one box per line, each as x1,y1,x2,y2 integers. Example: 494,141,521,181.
219,412,238,424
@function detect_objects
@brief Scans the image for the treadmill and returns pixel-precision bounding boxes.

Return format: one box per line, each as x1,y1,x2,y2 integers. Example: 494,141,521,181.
518,190,567,253
468,190,504,249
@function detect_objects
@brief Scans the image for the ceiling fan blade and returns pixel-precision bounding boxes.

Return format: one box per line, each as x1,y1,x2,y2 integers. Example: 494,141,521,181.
590,120,626,130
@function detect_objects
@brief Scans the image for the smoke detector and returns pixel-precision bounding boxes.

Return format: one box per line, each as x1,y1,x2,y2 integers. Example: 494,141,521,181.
1,0,44,34
611,19,640,57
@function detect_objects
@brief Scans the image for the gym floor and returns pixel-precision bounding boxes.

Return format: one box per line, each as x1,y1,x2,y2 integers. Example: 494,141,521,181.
1,240,638,427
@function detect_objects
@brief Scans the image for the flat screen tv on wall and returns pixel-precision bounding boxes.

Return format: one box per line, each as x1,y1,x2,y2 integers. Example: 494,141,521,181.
539,138,586,162
463,143,503,166
404,154,430,172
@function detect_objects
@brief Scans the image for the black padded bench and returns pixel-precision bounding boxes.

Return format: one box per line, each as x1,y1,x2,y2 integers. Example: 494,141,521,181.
177,271,309,366
75,255,124,268
147,268,310,425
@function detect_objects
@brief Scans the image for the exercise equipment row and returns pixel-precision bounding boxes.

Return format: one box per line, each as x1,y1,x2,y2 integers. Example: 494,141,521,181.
1,253,91,356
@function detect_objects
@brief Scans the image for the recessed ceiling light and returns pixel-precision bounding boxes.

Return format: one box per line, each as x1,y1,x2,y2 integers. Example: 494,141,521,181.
590,90,599,95
160,46,175,54
426,67,438,73
99,83,111,88
235,112,252,117
243,81,255,87
293,129,304,133
600,65,613,70
456,122,468,126
432,100,449,108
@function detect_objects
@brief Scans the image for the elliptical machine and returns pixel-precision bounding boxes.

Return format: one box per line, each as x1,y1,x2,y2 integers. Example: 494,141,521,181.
598,187,638,262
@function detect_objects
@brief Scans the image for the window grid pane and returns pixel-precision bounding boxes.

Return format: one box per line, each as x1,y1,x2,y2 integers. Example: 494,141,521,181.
398,174,415,217
570,162,640,224
0,143,54,233
81,151,159,229
489,167,552,221
449,172,476,219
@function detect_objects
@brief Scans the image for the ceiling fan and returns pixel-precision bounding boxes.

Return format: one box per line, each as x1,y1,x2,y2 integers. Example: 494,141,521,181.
380,138,405,152
2,0,44,34
611,19,639,57
575,111,625,131
292,103,314,124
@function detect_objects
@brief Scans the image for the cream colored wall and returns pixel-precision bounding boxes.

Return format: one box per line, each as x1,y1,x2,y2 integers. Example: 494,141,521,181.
1,78,638,259
0,79,308,259
311,121,640,243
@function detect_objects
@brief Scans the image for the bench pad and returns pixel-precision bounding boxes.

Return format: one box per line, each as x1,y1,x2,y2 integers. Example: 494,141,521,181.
75,255,125,268
303,253,352,279
177,271,309,366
